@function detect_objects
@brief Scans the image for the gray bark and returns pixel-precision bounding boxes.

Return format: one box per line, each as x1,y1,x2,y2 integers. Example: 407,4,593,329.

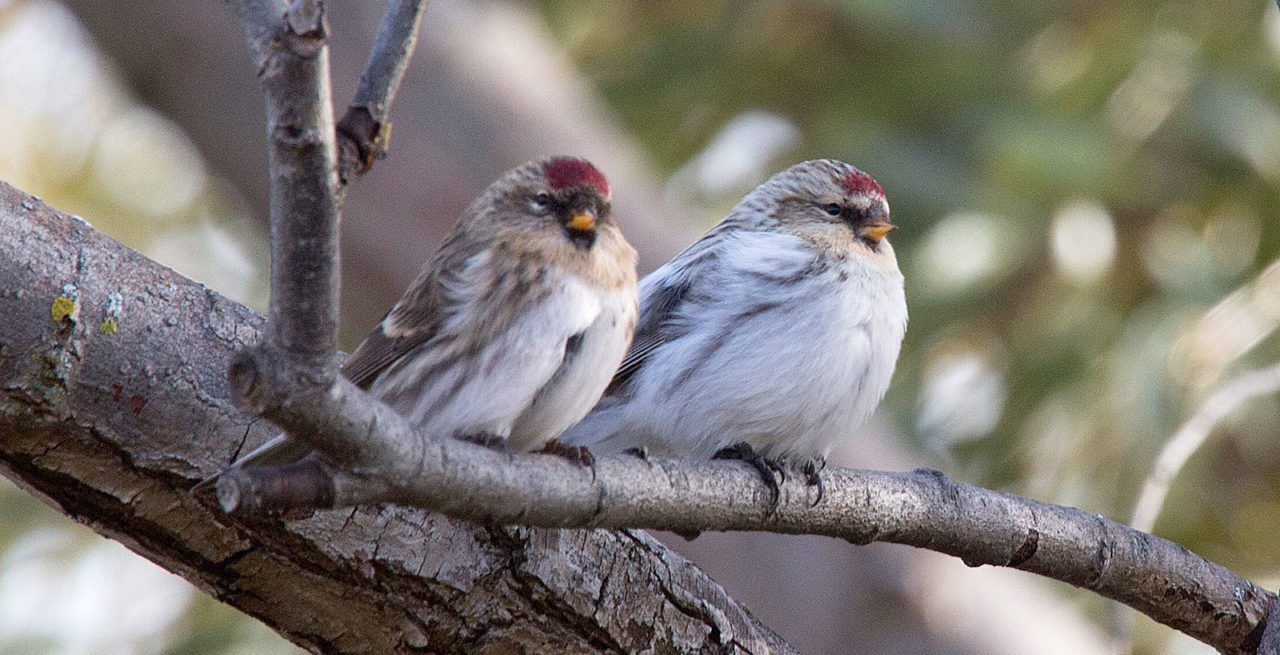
0,183,794,654
227,0,342,382
337,0,428,178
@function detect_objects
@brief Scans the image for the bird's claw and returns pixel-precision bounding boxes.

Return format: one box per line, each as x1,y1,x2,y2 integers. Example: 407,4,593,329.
713,442,783,506
673,529,702,541
622,446,649,461
801,457,826,506
540,438,596,468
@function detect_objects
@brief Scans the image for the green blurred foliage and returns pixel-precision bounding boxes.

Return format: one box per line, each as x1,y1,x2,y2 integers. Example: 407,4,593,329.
536,0,1280,648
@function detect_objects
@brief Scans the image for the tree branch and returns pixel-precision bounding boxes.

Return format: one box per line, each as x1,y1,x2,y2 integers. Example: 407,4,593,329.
0,184,795,654
337,0,428,179
226,0,341,385
223,0,426,474
1109,361,1280,651
1130,361,1280,533
215,348,1275,653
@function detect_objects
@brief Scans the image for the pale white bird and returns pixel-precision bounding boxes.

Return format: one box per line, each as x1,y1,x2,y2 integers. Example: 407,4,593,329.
196,157,637,491
562,159,906,497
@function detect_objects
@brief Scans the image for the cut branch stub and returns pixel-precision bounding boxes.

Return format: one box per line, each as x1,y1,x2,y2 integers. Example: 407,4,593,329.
284,0,327,45
226,349,267,414
226,347,329,418
338,0,426,180
336,106,387,179
217,459,337,514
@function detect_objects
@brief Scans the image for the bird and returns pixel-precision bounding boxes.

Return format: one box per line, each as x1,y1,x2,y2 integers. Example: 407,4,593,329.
561,159,906,501
195,156,637,492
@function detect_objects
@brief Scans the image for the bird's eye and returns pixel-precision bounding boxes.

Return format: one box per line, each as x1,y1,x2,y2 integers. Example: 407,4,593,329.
531,193,552,211
823,203,842,217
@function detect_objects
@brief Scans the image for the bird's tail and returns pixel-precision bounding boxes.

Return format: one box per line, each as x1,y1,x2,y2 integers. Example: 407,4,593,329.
189,434,313,495
560,404,641,456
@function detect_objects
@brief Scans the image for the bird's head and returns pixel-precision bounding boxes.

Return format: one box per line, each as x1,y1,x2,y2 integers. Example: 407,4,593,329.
751,159,896,255
511,156,615,251
464,156,633,289
470,156,614,249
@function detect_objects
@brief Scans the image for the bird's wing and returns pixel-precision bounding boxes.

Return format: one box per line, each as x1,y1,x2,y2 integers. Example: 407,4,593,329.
340,231,488,389
608,279,687,390
607,232,724,393
193,231,558,493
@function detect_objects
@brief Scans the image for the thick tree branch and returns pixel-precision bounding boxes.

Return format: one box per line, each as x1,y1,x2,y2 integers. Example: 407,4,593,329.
337,0,428,179
0,184,794,654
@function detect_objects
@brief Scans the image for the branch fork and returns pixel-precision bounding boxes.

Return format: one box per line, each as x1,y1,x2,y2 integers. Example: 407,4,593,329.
222,0,428,504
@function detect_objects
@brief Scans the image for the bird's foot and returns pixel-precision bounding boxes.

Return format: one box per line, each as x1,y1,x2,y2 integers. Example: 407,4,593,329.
713,442,785,506
456,431,512,453
540,438,596,468
622,446,649,461
799,457,827,506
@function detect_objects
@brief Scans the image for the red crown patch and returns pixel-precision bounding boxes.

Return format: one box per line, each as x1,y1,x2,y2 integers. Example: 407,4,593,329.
543,157,610,198
843,168,884,197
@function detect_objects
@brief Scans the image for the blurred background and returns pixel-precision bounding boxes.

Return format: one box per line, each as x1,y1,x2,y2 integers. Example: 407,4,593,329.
1,0,1278,653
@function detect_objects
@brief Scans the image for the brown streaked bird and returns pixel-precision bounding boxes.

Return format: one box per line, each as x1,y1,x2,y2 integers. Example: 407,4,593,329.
196,156,637,490
562,159,906,500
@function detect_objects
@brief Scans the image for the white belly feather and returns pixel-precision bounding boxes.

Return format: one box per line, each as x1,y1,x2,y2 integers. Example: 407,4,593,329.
509,286,635,451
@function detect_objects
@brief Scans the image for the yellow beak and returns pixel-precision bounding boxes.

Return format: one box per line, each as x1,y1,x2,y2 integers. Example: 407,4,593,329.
567,210,596,231
857,220,896,241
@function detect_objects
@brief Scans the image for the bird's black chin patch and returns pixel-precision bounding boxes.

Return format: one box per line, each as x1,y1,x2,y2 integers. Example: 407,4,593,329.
857,236,883,252
565,228,596,249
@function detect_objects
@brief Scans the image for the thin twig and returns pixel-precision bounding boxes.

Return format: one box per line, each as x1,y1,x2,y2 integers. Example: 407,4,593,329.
1130,361,1280,533
218,365,1276,655
350,0,425,119
337,0,428,179
1111,361,1280,654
